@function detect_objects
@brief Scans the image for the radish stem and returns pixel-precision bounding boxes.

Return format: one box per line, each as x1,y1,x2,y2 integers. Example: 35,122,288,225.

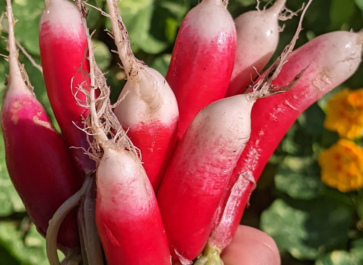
46,177,92,265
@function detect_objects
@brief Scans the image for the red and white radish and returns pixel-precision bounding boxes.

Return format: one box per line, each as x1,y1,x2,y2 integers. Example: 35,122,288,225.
208,30,363,257
1,0,82,253
157,94,254,263
107,0,179,190
76,2,171,264
158,3,312,263
166,0,236,140
39,0,94,175
226,0,286,97
157,16,308,262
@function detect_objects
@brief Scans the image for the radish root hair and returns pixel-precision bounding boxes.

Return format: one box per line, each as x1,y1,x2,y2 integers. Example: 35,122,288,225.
75,0,138,164
248,0,313,100
105,0,144,79
105,0,165,114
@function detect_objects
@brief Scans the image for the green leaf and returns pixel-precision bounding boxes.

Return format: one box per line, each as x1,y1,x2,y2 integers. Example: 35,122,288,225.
116,0,168,54
93,40,112,72
261,198,352,260
13,0,44,56
275,156,323,200
350,238,363,262
315,251,356,265
150,54,171,77
330,0,356,30
0,221,47,265
0,133,25,216
298,104,325,136
235,0,256,6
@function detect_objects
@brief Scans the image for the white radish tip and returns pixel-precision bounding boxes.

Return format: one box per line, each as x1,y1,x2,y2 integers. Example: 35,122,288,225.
267,0,287,15
41,0,81,26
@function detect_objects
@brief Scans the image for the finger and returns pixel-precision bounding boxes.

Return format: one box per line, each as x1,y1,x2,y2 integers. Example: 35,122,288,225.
221,225,280,265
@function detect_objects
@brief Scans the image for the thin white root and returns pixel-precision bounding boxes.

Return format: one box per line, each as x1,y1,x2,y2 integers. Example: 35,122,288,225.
15,39,43,73
279,3,305,21
105,0,144,79
1,12,43,74
248,0,313,99
76,0,138,161
78,179,104,265
46,177,93,265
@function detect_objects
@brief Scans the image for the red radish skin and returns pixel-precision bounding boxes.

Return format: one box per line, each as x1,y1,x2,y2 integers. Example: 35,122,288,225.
157,94,255,263
209,31,363,253
2,0,82,251
39,0,94,175
75,2,172,263
114,68,179,190
166,0,236,140
95,148,171,265
106,0,179,190
226,0,285,97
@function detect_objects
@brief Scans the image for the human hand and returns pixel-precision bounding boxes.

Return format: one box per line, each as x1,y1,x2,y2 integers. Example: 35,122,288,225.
221,226,280,265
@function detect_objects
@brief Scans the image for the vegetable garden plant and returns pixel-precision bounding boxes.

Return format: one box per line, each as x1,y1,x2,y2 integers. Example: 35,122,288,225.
0,0,363,264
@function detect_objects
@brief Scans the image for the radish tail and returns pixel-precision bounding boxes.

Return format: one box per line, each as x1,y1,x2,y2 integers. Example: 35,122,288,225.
46,177,92,265
78,180,104,265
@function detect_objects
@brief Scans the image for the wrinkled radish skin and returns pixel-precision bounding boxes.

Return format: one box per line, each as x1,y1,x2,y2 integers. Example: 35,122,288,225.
226,0,285,97
96,148,171,265
157,94,254,262
211,31,363,253
39,0,94,174
166,0,236,140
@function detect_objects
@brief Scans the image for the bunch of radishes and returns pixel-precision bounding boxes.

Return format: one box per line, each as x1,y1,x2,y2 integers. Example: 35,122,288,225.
1,0,362,264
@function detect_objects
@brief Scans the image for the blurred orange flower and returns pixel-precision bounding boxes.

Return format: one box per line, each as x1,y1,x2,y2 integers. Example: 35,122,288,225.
324,88,363,139
318,139,363,192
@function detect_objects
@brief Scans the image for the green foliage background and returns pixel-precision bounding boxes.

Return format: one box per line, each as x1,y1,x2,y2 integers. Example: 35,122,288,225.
0,0,362,264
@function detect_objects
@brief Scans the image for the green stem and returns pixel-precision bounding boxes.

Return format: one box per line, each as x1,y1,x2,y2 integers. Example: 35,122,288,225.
194,244,224,265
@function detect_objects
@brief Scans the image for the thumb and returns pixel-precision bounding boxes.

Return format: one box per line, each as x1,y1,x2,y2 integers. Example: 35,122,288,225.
221,225,280,265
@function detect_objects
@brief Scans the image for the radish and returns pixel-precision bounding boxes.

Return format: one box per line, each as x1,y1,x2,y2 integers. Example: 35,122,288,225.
207,30,363,260
166,0,236,140
106,0,179,190
226,0,288,97
1,0,82,253
76,2,171,264
157,3,311,260
39,0,94,175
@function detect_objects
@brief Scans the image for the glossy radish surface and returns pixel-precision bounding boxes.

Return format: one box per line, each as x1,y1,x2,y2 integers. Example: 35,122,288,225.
114,67,178,190
76,2,172,263
157,94,255,263
226,0,285,97
96,147,171,265
107,0,179,190
2,0,82,251
39,0,94,175
166,0,236,140
210,31,363,253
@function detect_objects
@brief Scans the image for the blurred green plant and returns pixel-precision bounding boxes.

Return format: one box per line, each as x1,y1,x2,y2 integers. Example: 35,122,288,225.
0,0,362,264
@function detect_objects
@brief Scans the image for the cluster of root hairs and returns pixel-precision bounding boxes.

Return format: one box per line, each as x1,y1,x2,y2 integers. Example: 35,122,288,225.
74,0,140,166
247,0,313,101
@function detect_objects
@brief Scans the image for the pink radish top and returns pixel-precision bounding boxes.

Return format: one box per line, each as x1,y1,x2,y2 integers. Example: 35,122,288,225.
114,67,179,190
226,0,285,97
166,0,236,140
39,0,94,175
